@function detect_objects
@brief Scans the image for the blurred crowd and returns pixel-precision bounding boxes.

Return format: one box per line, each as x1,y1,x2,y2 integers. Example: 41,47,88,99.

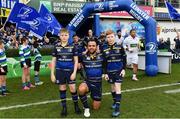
0,24,57,50
158,28,180,51
0,23,179,52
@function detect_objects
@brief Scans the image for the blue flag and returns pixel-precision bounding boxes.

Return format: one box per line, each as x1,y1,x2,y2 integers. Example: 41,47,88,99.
165,1,180,20
8,2,40,23
17,22,30,31
39,4,62,36
20,17,47,39
8,2,47,39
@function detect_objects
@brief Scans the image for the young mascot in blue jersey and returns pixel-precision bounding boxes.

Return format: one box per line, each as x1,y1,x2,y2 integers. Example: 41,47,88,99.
103,30,126,117
51,28,81,117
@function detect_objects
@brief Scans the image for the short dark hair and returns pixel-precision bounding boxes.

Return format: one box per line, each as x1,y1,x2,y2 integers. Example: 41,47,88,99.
130,29,136,33
87,38,98,45
33,40,39,48
116,29,121,33
21,37,28,44
73,34,78,38
33,36,38,40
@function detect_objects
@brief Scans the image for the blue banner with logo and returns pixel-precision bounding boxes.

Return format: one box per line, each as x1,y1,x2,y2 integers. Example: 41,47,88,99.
8,2,40,23
17,22,30,31
20,17,47,39
39,4,62,36
8,2,47,39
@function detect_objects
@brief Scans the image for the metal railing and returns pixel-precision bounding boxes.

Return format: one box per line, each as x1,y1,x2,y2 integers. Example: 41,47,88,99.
134,0,151,6
83,0,180,8
86,0,152,6
155,1,180,8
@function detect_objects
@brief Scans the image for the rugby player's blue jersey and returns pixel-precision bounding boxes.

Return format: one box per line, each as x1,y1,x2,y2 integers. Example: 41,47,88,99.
52,42,78,71
73,40,85,57
103,43,126,73
81,53,104,82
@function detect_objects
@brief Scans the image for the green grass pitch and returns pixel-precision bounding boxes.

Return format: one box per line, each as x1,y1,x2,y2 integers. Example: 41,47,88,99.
0,64,180,118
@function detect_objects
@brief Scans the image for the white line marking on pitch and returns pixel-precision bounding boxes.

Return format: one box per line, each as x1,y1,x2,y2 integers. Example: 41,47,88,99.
0,82,180,111
164,88,180,94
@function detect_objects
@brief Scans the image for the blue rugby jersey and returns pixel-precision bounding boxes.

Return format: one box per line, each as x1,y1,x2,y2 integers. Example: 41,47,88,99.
103,43,126,73
0,49,7,67
19,45,31,65
73,40,86,57
52,42,78,71
99,39,107,52
33,48,42,62
81,53,104,82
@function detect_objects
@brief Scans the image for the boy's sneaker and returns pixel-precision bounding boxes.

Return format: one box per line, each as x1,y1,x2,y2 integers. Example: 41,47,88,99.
22,86,30,90
112,111,120,117
84,108,90,117
132,76,138,81
29,84,36,88
4,90,11,95
35,81,44,86
74,104,81,114
61,107,67,117
1,91,6,96
111,103,116,109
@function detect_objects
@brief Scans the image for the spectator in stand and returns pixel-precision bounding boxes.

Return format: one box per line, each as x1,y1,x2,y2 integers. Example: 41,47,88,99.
115,29,124,45
43,36,51,45
165,37,171,51
10,25,15,33
0,30,4,37
174,28,180,49
158,38,165,50
2,32,8,42
98,31,107,52
84,29,96,47
9,35,19,49
139,38,145,51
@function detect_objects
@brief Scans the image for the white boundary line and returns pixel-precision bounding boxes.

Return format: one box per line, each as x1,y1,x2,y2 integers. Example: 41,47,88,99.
164,88,180,94
0,82,180,111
